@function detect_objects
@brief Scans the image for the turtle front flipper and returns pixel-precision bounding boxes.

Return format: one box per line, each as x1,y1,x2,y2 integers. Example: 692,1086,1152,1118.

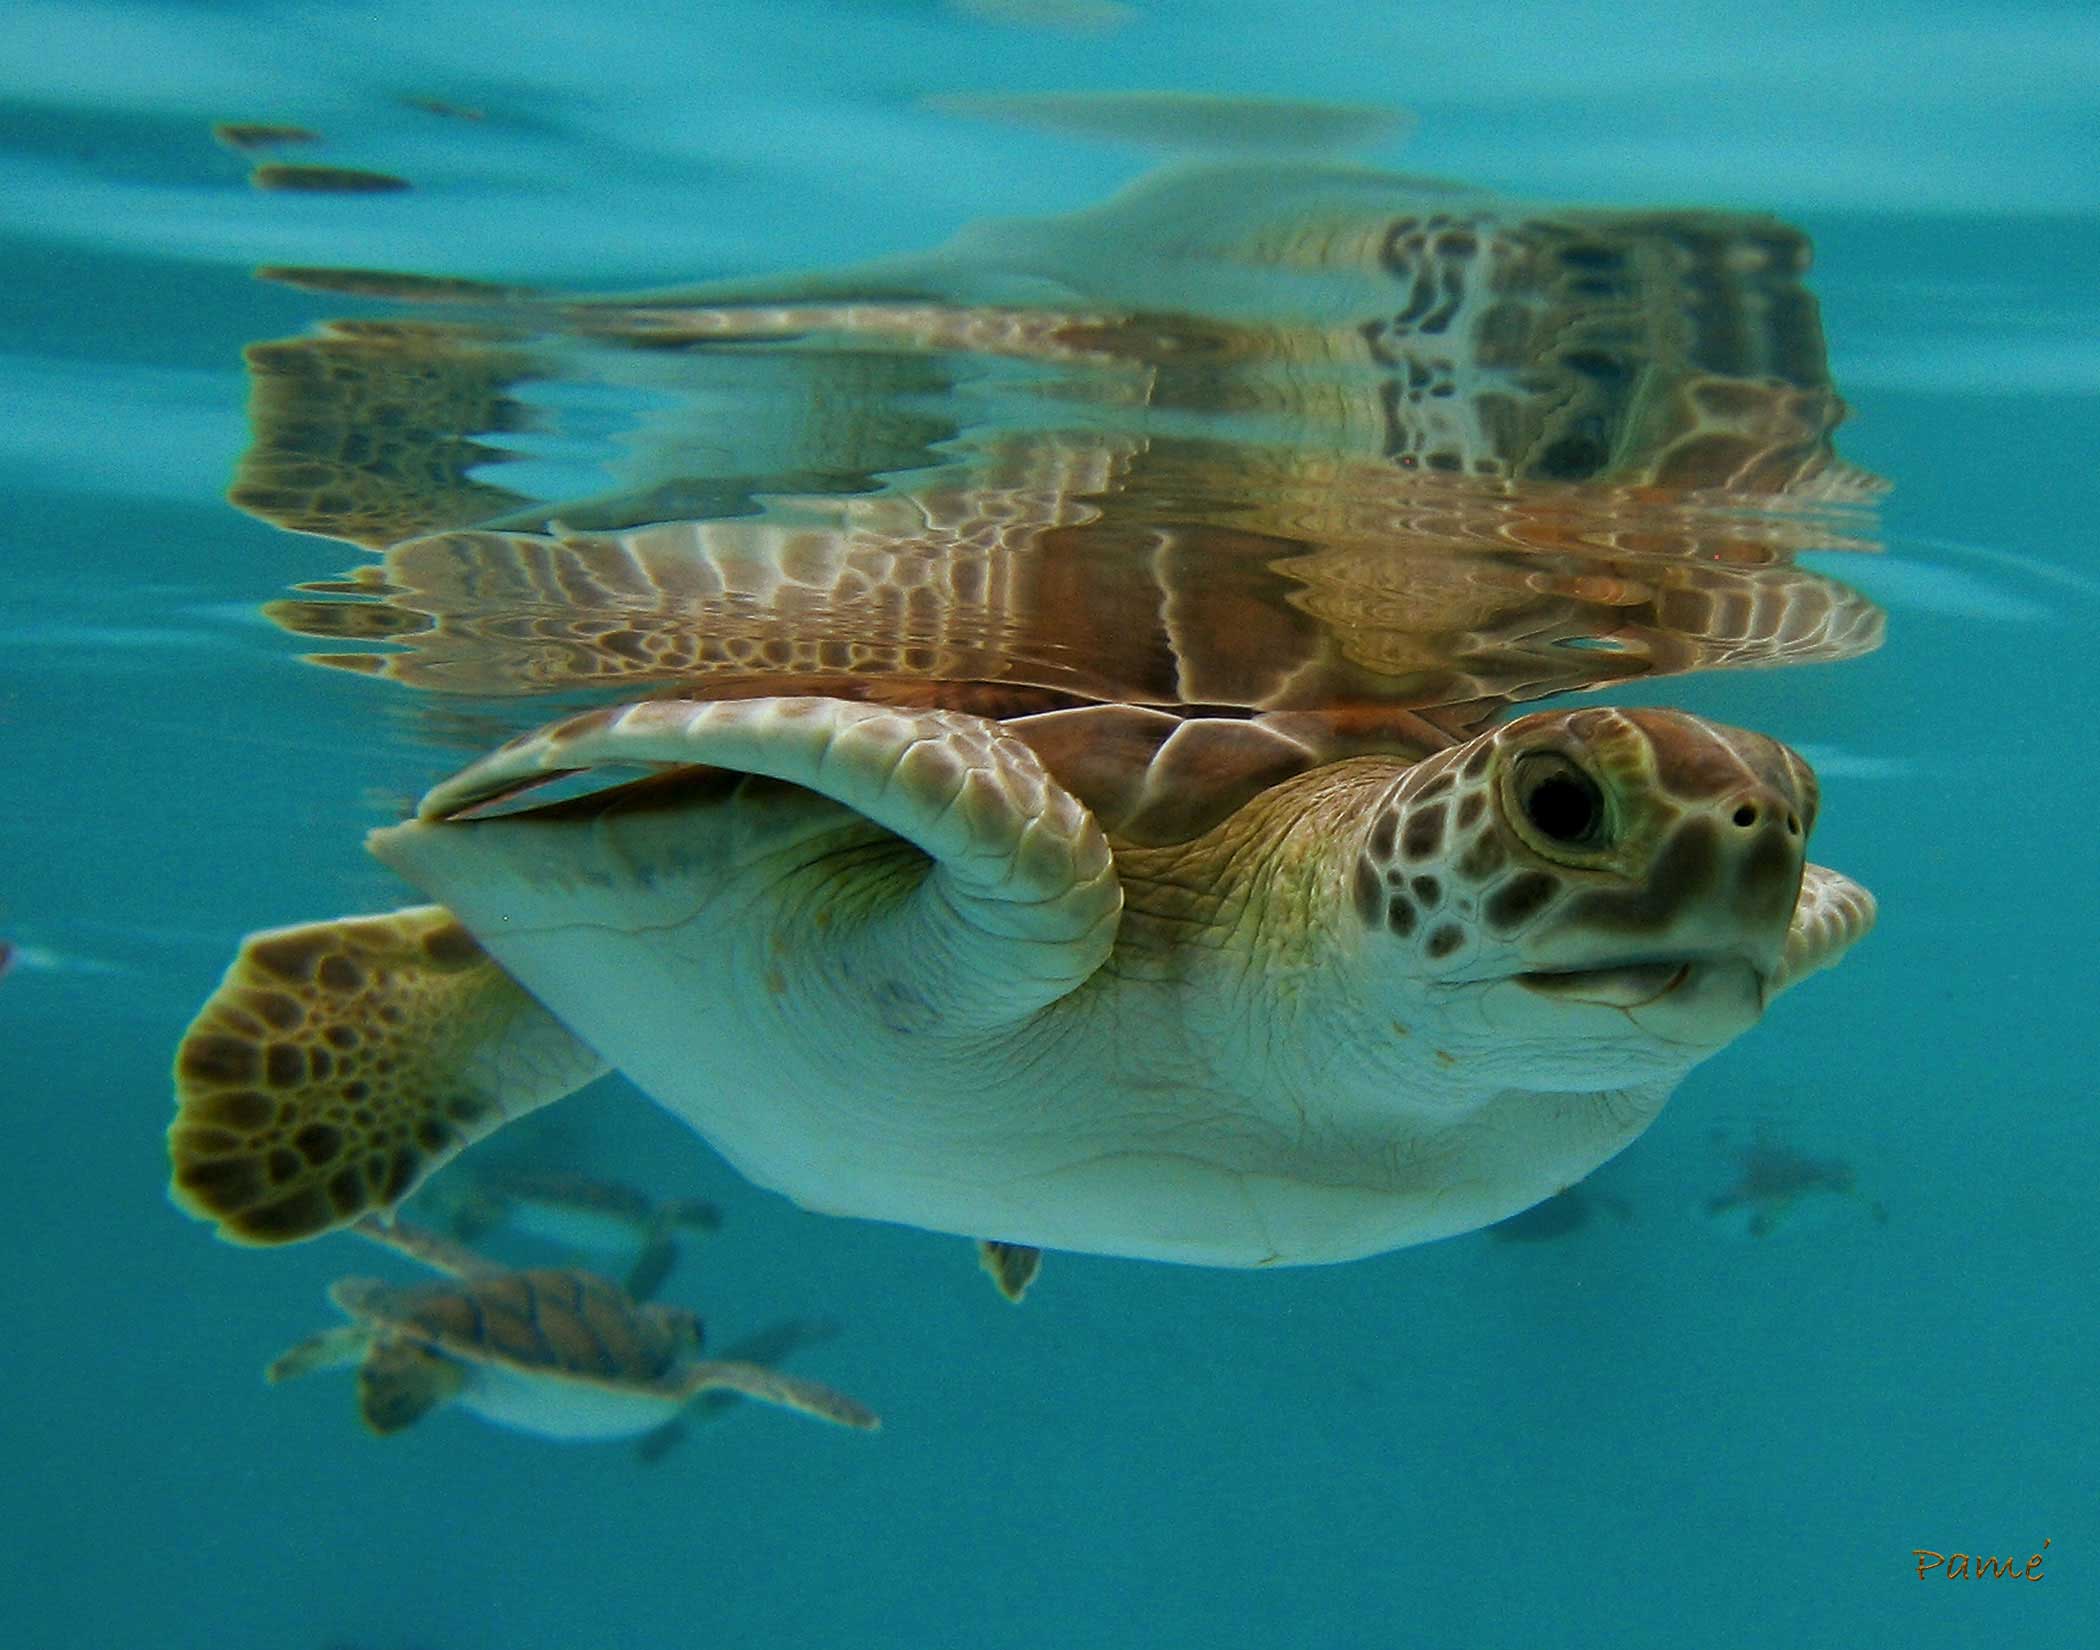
357,1337,468,1434
1769,864,1877,998
169,906,608,1245
385,696,1125,1030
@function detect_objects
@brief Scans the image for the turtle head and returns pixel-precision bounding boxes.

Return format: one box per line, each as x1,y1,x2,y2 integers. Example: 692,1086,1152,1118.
1352,707,1873,1080
642,1301,705,1355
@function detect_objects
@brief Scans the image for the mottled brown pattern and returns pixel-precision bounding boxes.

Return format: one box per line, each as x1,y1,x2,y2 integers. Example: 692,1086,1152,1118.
358,1269,684,1383
1484,871,1559,932
1400,803,1447,861
167,907,542,1243
1352,858,1383,925
1346,704,1822,990
231,323,540,550
1455,830,1506,881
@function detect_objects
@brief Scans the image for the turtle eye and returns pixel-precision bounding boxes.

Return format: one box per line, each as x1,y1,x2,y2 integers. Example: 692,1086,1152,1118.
1513,753,1608,849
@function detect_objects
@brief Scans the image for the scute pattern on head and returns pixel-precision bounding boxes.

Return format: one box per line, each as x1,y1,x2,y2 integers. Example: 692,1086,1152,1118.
1350,706,1819,983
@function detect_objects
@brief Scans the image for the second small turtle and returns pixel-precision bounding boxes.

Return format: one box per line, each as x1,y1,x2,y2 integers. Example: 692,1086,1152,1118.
422,1164,720,1299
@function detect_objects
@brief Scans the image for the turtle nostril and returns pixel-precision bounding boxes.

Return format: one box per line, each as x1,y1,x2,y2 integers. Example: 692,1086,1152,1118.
1731,804,1758,828
1785,812,1801,837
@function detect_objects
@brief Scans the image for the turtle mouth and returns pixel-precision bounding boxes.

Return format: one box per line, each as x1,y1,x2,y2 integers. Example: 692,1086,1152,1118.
1514,960,1694,1008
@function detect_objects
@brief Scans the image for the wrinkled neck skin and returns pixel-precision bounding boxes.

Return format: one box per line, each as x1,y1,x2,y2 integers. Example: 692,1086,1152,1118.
1073,756,1703,1246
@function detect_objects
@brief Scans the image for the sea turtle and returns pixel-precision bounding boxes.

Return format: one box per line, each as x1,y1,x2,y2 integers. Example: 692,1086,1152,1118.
417,1164,720,1299
170,694,1874,1275
170,155,1881,1284
267,1218,878,1440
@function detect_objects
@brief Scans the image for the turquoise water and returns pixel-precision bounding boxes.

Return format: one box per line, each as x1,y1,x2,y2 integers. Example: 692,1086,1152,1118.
4,4,2097,1647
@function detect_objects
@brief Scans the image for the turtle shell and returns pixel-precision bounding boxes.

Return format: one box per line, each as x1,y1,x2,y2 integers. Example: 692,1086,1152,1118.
332,1267,695,1386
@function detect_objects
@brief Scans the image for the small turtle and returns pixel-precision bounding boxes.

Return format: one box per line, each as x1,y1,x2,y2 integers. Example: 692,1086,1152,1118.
421,1165,720,1299
171,698,1873,1277
267,1219,877,1440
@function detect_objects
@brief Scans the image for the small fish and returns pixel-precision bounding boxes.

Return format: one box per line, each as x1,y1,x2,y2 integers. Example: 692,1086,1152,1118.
212,122,321,152
250,164,411,195
1704,1132,1887,1239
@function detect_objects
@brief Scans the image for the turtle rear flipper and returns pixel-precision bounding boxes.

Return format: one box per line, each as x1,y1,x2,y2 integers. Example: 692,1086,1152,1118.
621,1235,680,1303
675,1360,880,1432
634,1417,687,1464
169,905,607,1245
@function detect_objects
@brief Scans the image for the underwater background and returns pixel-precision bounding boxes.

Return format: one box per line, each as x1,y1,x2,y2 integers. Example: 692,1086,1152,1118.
2,2,2095,1647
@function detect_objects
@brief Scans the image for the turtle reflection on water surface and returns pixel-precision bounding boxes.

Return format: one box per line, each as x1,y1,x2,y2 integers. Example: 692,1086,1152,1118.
170,158,1881,1290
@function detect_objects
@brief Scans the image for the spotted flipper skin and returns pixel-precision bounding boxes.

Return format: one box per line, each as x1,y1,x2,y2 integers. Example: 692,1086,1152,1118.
168,906,606,1244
